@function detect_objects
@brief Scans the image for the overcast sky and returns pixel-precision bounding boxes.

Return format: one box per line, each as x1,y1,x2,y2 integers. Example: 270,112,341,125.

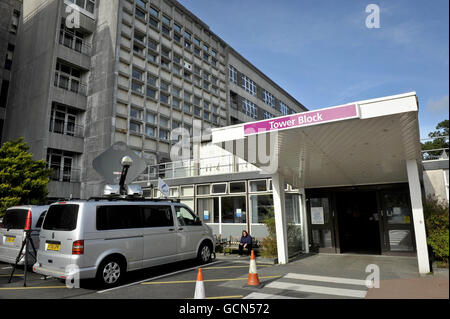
179,0,449,138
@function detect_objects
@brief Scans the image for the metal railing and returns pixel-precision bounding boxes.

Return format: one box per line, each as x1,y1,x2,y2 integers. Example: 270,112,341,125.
50,167,81,183
49,122,84,138
59,30,92,56
421,136,449,161
133,154,260,183
54,77,88,96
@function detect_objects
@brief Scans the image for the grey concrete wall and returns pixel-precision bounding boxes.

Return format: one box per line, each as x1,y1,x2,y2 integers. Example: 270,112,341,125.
2,0,59,160
80,0,121,199
423,169,448,202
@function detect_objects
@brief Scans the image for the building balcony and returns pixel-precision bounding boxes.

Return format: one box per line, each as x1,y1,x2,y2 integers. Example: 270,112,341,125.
48,130,84,154
134,154,260,184
51,84,87,112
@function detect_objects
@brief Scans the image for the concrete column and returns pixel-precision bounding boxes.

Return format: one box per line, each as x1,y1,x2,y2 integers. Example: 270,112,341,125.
406,160,430,274
272,173,289,264
299,189,310,253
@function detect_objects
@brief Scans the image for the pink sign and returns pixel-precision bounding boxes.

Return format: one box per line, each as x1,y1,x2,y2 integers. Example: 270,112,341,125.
244,104,359,136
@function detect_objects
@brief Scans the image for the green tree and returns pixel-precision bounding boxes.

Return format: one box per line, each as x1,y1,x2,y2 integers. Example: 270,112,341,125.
421,119,449,159
0,138,52,217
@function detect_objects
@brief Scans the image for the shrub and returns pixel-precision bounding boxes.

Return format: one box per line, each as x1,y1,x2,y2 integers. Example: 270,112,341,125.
423,195,449,267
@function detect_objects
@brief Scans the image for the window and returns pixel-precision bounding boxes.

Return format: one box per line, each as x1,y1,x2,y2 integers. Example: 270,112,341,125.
135,7,146,19
149,17,158,28
159,129,169,140
242,99,257,119
2,209,28,230
194,46,201,56
96,206,141,230
184,92,191,102
136,0,146,9
49,104,80,137
132,67,143,81
172,121,180,130
36,211,47,228
230,182,245,193
183,103,191,113
203,101,210,110
172,98,180,109
184,40,191,50
203,111,210,121
203,44,209,52
172,86,181,97
162,25,171,36
67,0,95,14
47,149,77,182
229,65,237,84
250,180,267,192
211,183,227,194
212,115,218,124
130,121,142,133
162,15,171,26
250,194,273,224
145,126,155,137
149,7,159,17
160,58,170,69
197,198,219,223
131,81,143,94
212,105,219,113
0,80,10,108
146,113,156,124
130,107,143,120
142,206,173,227
174,23,182,33
202,52,209,62
197,184,210,195
147,53,159,64
175,206,201,226
161,47,171,58
242,75,256,96
221,196,246,223
44,205,79,231
263,90,275,107
160,93,170,104
172,64,181,75
54,62,84,95
184,31,191,40
194,38,201,46
148,39,158,51
280,101,290,115
146,87,157,99
133,44,144,55
211,49,217,58
160,81,170,92
193,96,201,106
147,74,157,87
59,23,88,54
173,33,181,43
194,107,202,117
10,10,20,34
264,111,274,119
134,31,145,43
159,117,169,128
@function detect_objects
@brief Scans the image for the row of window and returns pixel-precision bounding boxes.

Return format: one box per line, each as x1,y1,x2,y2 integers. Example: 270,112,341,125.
132,1,219,66
229,65,297,115
66,0,95,14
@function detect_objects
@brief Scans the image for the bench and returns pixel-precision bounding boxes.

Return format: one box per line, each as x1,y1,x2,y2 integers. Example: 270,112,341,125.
218,235,262,256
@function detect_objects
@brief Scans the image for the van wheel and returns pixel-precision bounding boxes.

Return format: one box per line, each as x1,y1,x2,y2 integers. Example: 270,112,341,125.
197,242,212,264
96,257,124,288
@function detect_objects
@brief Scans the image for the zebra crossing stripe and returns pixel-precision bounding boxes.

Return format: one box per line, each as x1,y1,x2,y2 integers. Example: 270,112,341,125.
284,273,368,286
244,292,300,299
265,281,367,298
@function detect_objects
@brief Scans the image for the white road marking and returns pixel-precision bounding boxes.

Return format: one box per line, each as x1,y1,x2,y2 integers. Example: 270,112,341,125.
244,292,300,299
284,273,368,286
97,260,222,294
265,281,367,298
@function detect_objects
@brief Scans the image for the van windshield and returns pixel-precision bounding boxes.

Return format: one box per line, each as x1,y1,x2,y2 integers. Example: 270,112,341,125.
43,205,79,231
2,209,28,230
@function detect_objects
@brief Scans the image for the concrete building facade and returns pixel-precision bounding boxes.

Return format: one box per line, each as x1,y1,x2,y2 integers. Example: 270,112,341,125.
0,0,22,142
1,0,306,200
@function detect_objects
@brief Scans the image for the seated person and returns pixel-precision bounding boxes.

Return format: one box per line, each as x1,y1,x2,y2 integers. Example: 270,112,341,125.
239,230,253,256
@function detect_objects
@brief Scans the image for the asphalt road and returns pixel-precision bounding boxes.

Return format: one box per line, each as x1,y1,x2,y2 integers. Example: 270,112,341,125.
0,258,278,299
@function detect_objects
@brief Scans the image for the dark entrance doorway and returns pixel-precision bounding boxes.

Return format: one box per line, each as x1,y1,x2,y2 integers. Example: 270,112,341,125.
336,191,381,254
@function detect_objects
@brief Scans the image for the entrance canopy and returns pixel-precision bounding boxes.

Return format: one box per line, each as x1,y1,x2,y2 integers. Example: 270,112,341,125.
212,92,422,189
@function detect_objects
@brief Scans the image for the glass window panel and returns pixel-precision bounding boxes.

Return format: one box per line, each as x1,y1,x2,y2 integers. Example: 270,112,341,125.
221,196,246,224
211,183,226,194
229,182,245,193
196,184,209,195
388,230,414,251
249,180,267,192
250,194,273,224
312,229,333,248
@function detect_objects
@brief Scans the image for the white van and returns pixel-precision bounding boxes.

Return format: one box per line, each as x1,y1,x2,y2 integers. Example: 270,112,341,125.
33,200,215,287
0,206,48,265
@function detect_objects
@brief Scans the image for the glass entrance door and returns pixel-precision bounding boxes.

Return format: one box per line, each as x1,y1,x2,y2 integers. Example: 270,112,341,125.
380,191,415,253
307,196,336,253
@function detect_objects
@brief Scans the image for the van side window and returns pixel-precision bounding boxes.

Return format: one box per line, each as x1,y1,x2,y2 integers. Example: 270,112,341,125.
97,206,141,230
142,206,173,227
36,211,47,228
175,206,201,226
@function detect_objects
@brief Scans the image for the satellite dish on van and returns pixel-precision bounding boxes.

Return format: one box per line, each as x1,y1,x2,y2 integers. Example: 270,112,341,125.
92,142,148,185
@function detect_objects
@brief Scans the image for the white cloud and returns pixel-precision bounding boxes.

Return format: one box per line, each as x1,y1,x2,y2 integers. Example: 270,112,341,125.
427,95,449,113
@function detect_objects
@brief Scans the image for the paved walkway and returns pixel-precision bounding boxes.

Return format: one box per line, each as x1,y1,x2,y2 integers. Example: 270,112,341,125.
220,253,449,299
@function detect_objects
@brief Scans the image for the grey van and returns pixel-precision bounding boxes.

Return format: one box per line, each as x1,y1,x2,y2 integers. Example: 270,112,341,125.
0,206,49,265
33,200,215,287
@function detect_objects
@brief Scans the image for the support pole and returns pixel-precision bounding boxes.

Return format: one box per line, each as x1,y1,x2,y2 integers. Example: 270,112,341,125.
406,159,430,274
272,173,289,264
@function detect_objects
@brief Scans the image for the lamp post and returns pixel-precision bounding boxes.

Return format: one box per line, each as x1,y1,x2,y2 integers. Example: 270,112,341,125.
119,156,133,196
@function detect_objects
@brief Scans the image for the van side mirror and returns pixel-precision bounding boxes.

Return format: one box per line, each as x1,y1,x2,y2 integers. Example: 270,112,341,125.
194,216,202,225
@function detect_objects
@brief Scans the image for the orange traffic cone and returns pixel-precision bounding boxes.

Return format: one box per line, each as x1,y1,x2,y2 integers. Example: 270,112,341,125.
24,210,32,231
247,250,262,287
194,268,205,299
